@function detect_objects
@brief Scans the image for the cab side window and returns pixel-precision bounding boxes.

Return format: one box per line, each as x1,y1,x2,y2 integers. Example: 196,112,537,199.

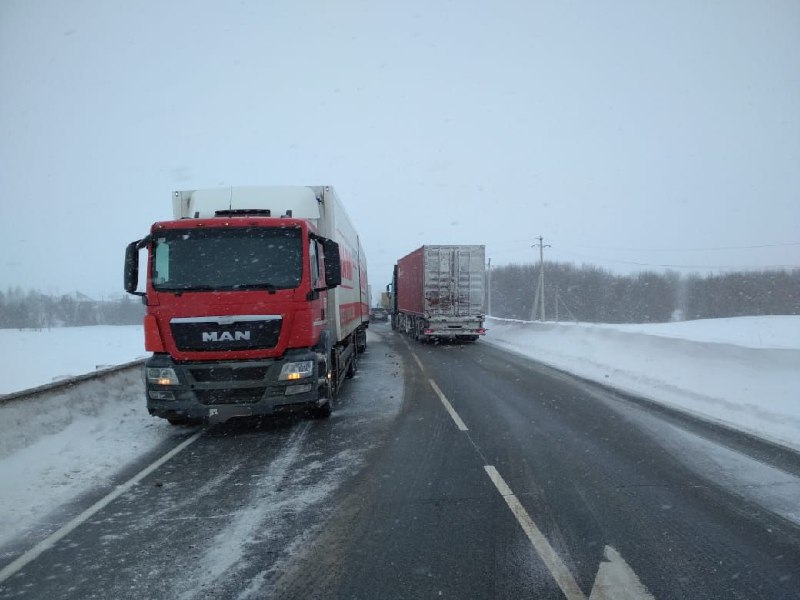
309,239,320,288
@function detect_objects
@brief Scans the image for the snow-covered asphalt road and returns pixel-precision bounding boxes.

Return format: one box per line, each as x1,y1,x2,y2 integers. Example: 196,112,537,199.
2,325,800,598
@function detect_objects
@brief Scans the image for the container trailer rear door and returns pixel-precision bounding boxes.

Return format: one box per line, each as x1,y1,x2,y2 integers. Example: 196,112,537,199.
423,245,485,319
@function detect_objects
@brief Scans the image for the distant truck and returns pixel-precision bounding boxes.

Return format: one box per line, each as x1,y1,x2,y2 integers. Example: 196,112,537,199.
390,245,486,342
380,291,392,310
124,186,368,424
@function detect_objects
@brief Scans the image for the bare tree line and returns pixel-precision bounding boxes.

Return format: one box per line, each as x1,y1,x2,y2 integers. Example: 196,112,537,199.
0,288,144,329
4,264,798,329
488,263,800,323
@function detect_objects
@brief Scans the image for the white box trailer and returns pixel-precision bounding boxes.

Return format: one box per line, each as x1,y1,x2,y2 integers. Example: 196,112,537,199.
172,186,369,344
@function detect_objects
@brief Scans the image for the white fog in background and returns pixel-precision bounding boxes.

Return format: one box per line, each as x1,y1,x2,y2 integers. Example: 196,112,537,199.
1,0,798,298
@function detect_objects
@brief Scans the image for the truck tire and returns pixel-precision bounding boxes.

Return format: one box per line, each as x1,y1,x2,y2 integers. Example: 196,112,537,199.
346,350,358,378
308,398,332,419
356,328,367,354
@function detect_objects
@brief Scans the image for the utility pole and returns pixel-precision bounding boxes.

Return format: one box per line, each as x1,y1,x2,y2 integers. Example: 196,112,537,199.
486,257,492,317
533,236,550,321
530,276,540,322
555,287,559,322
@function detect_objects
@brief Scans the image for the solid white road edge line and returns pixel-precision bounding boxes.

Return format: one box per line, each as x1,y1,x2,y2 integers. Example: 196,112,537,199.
401,337,425,373
484,465,587,600
429,379,469,431
0,430,205,583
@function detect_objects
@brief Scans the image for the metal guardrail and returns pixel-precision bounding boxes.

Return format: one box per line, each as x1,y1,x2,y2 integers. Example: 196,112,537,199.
0,359,147,405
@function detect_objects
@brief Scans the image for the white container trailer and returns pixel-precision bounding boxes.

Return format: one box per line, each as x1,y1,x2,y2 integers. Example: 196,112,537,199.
392,245,486,342
171,186,369,344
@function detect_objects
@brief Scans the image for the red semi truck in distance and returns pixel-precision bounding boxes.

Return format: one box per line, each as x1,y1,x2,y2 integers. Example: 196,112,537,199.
390,245,486,342
124,186,368,424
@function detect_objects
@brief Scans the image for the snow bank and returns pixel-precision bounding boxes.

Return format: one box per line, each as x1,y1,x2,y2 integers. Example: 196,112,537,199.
0,366,181,549
0,325,146,395
484,316,800,451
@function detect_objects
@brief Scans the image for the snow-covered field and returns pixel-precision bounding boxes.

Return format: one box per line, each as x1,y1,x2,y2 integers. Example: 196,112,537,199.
0,325,147,395
485,315,800,451
1,317,799,551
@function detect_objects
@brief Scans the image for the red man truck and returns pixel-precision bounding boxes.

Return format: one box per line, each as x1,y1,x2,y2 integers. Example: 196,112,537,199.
124,186,368,424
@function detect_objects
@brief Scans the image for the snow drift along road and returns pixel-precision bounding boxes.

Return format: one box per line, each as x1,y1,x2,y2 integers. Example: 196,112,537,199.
484,316,800,452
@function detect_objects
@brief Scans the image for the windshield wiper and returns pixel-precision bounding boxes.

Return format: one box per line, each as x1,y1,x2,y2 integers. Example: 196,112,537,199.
233,282,279,294
156,283,282,294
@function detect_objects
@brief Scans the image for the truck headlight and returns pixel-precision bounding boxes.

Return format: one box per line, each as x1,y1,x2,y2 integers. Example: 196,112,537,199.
147,367,180,386
278,361,314,381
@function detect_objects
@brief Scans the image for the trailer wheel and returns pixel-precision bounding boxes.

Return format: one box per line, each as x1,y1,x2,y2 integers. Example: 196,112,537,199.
346,350,358,378
356,328,367,354
413,318,427,343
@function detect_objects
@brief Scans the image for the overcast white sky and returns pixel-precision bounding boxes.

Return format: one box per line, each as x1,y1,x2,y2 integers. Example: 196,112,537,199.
1,0,798,299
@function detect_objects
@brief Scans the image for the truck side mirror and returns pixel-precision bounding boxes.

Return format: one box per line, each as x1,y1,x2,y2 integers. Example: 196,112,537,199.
322,238,342,288
124,240,146,296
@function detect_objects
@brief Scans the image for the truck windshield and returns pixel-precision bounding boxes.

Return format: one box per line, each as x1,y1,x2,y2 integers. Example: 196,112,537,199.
151,226,303,291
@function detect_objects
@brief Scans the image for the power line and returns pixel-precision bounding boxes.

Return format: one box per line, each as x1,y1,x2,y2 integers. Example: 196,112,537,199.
556,249,800,270
486,239,800,252
555,241,800,252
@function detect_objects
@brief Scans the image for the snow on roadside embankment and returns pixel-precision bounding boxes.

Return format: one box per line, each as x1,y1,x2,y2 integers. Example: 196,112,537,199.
0,326,179,551
484,316,800,452
0,325,147,395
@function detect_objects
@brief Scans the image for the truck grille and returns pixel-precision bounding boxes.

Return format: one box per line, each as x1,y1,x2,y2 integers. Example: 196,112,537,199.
195,388,266,405
189,366,269,383
170,316,282,352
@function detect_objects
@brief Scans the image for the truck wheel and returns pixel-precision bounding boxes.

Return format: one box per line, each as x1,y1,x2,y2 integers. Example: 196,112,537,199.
308,399,332,419
356,329,367,354
346,351,358,378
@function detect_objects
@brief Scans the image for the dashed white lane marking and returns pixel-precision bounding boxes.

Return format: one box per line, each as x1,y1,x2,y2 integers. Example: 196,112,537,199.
484,465,588,600
402,336,653,599
0,430,204,583
411,351,425,372
404,341,466,431
429,379,469,431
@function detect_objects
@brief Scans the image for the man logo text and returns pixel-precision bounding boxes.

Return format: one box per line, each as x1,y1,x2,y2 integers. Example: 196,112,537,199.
202,331,251,342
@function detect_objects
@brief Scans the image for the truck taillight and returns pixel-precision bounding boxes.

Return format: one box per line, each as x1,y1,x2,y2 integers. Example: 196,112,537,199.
477,328,486,334
144,315,165,352
423,329,433,335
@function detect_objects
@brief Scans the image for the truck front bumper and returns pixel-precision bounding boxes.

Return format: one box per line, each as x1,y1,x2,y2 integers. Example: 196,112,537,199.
144,351,322,423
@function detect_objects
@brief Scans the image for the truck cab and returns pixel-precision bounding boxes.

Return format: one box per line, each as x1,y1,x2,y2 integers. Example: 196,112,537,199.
125,186,367,424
